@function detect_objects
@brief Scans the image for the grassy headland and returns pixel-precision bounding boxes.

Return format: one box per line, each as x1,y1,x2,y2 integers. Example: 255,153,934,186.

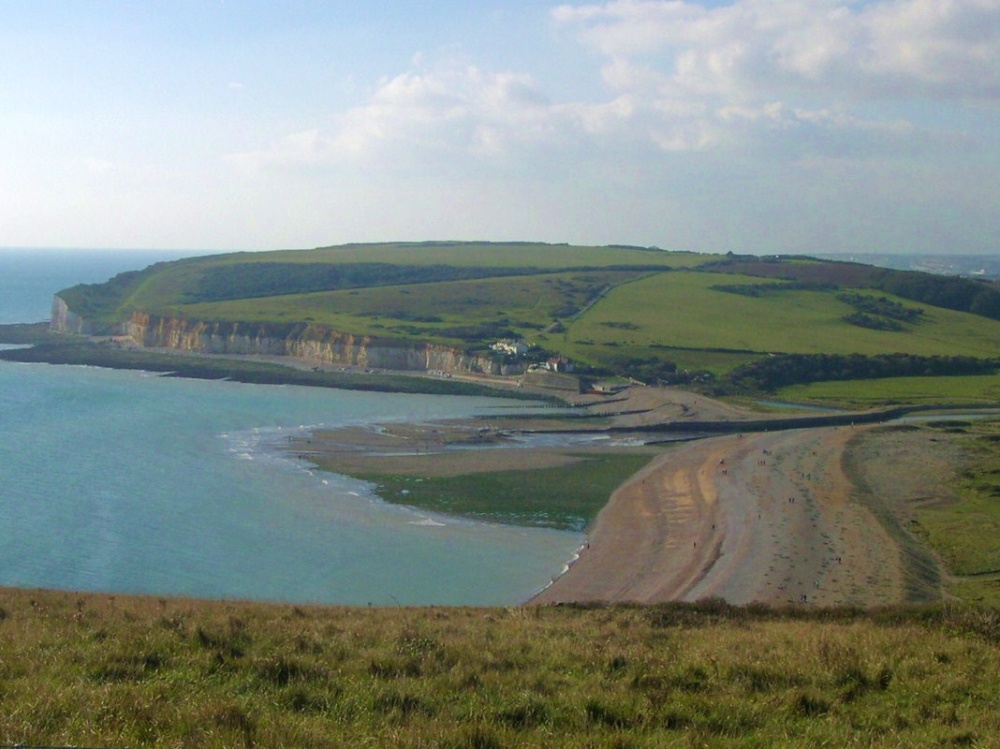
45,242,1000,394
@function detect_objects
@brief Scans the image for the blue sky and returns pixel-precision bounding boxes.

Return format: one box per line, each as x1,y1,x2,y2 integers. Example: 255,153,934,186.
1,1,996,254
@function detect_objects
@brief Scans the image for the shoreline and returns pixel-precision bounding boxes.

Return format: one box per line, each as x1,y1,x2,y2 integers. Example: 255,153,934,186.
4,336,990,608
289,392,964,608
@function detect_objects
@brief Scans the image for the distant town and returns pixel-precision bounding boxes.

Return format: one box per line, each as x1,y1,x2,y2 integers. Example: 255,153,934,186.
816,253,1000,279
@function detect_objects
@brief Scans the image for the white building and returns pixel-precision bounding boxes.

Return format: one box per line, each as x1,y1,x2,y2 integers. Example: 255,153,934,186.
490,339,529,357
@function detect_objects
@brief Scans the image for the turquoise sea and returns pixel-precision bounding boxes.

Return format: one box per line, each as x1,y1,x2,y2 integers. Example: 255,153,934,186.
0,249,582,605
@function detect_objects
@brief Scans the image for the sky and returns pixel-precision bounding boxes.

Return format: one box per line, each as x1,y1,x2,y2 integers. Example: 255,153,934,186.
1,0,997,255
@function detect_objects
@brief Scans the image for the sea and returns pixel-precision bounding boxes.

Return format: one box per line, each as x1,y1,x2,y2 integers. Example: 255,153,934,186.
0,249,582,606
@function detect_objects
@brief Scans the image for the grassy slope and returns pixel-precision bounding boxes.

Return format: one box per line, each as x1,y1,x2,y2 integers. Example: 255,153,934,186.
1,590,997,749
295,242,712,269
565,271,1000,373
839,420,1000,606
922,422,1000,591
175,269,648,346
65,243,711,349
117,242,698,314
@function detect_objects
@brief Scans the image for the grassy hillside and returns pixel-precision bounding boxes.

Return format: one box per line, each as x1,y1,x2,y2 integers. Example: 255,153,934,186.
580,272,1000,357
53,243,1000,397
1,589,997,748
58,242,689,321
176,269,650,349
560,274,989,380
917,421,1000,593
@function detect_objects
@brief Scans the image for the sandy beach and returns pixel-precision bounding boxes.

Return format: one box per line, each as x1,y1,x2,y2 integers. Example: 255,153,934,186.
531,425,909,606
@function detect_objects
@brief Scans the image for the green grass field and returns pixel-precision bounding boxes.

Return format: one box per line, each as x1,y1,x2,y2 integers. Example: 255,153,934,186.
567,271,1000,364
1,590,997,749
109,243,704,320
358,451,656,531
919,421,1000,600
840,420,1000,606
779,374,1000,407
293,241,716,269
174,269,648,347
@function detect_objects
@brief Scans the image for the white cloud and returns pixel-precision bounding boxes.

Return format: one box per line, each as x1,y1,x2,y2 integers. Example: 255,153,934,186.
554,0,1000,101
547,0,1000,162
217,1,996,255
230,64,563,173
233,0,995,182
861,0,1000,97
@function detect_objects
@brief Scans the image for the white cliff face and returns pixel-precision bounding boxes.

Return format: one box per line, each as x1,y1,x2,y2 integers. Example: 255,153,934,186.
49,298,520,375
50,296,129,336
118,311,510,374
50,296,89,334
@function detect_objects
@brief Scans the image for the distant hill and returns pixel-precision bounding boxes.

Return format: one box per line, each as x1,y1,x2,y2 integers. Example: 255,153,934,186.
50,242,1000,395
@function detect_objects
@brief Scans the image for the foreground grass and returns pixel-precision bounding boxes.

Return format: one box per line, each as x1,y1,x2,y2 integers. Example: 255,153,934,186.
1,590,997,748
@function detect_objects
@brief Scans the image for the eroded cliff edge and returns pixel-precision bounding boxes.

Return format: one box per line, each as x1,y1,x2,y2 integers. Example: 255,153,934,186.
51,296,130,336
50,296,513,375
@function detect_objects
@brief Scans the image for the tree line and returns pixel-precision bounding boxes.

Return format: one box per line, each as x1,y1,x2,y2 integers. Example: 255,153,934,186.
867,268,1000,322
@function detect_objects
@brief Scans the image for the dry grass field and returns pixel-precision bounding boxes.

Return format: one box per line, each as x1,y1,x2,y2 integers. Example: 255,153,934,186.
1,589,998,748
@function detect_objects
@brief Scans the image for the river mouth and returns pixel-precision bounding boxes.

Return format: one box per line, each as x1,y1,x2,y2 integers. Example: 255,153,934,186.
284,416,668,534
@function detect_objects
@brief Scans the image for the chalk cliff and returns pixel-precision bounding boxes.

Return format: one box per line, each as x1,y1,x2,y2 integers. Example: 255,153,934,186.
51,296,130,336
50,298,515,375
